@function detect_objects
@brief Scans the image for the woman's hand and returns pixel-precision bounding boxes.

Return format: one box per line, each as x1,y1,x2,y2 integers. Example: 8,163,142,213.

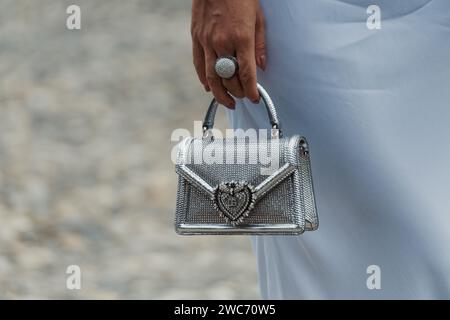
191,0,266,109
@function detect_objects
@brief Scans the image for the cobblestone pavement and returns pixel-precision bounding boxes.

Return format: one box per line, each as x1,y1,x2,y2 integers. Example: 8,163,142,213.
0,0,259,299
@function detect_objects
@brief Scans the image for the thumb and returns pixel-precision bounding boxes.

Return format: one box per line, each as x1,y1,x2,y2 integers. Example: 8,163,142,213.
255,6,267,71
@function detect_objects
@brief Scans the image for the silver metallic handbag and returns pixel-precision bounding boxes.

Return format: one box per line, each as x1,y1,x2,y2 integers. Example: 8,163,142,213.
175,84,318,235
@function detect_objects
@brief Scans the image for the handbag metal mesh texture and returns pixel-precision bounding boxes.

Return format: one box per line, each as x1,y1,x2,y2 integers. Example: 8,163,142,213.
175,135,318,235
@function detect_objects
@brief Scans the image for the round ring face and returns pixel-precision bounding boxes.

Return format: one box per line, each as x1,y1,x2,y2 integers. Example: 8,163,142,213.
214,57,238,79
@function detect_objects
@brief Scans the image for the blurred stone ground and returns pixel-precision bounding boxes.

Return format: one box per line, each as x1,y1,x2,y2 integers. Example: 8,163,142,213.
0,0,259,299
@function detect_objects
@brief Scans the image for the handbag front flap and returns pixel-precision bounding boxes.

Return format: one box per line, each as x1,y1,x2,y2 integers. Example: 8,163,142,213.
175,135,305,226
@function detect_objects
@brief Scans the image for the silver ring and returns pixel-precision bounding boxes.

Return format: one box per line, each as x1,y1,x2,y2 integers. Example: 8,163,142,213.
214,56,238,79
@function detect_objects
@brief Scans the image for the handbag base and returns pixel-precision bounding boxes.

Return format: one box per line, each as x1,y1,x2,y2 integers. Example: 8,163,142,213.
175,223,308,235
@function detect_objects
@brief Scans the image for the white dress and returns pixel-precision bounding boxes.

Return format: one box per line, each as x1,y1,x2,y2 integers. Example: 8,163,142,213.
228,0,450,299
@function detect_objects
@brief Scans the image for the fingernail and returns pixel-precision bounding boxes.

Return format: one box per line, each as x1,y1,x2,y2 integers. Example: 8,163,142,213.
260,55,267,71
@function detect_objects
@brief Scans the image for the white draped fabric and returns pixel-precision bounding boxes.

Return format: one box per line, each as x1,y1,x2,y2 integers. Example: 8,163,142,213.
228,0,450,299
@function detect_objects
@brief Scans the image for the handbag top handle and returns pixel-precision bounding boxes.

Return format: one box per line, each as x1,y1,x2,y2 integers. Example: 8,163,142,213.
202,83,282,139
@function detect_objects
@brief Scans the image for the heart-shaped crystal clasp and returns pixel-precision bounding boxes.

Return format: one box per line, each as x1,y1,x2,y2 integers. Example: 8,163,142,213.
213,181,255,225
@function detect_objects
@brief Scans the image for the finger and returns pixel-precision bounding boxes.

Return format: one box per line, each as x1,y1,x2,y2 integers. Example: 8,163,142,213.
214,49,245,98
255,7,267,71
222,76,245,99
192,39,210,91
236,39,259,103
204,49,235,108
